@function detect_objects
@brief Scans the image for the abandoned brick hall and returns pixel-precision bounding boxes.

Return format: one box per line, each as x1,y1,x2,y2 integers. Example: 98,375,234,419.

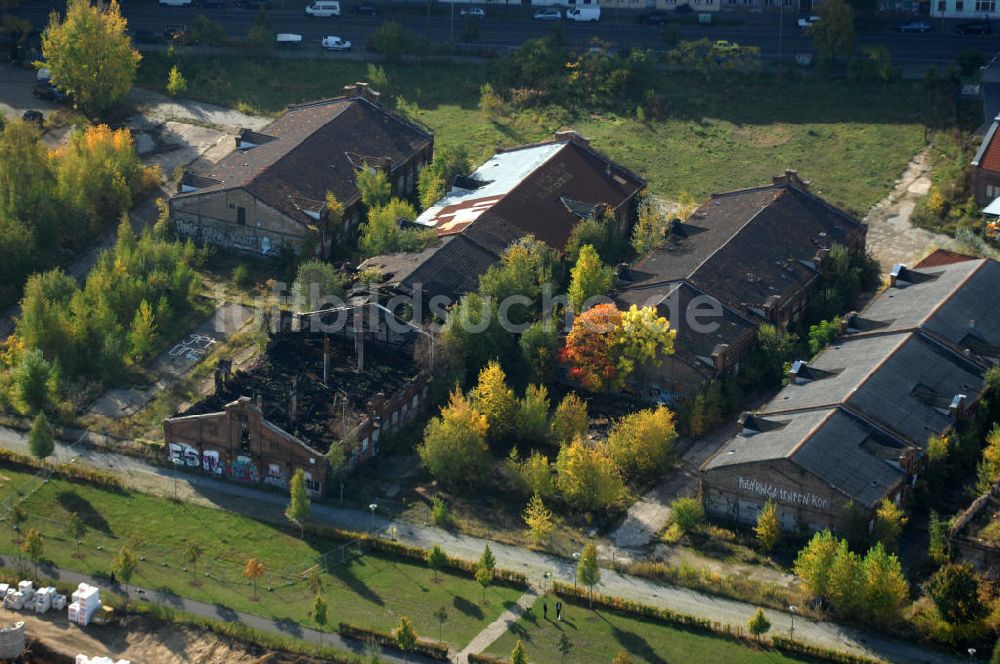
163,329,428,497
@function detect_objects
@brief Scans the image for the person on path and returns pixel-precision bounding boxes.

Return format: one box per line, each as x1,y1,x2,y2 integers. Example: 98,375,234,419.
543,602,548,620
556,600,562,622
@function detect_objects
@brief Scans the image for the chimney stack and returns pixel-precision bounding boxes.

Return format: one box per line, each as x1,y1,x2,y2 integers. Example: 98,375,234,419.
711,344,729,374
788,360,808,384
949,394,968,419
889,264,906,288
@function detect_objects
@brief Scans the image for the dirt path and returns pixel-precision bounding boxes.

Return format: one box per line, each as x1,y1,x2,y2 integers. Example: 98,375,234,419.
863,149,957,270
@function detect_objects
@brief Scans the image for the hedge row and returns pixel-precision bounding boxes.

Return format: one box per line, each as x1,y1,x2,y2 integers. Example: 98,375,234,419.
469,653,509,664
0,448,124,490
338,622,450,661
551,583,886,664
305,523,529,588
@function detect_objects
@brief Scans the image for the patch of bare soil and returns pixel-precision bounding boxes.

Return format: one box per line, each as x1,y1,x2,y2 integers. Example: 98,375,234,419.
3,609,324,664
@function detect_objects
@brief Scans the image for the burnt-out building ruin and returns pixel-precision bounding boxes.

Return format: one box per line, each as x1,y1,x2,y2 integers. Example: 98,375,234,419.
164,332,428,497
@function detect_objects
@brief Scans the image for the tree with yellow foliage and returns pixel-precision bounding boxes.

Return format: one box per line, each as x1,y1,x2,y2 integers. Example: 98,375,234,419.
41,0,141,116
417,388,490,485
556,437,624,512
606,406,678,481
245,557,264,601
615,304,676,383
470,360,517,441
522,492,555,545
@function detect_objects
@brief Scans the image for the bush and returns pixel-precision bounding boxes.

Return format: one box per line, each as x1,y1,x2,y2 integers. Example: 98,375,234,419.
338,623,449,661
230,263,251,289
670,497,704,534
189,14,227,45
431,496,451,527
166,66,187,98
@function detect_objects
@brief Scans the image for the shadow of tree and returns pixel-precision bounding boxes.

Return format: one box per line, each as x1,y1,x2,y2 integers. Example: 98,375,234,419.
274,617,302,637
452,595,483,619
215,603,239,622
58,490,112,534
331,560,384,607
610,623,667,664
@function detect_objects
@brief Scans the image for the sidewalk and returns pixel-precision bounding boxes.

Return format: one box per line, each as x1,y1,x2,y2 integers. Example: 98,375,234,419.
0,555,435,664
0,425,969,664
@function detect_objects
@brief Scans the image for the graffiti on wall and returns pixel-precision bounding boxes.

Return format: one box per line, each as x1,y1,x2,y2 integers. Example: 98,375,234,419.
168,444,224,476
169,334,218,363
231,456,260,484
737,476,830,510
263,463,288,489
174,217,277,256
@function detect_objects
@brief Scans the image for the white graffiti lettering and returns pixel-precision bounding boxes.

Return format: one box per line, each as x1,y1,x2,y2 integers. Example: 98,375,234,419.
169,334,218,362
737,476,830,510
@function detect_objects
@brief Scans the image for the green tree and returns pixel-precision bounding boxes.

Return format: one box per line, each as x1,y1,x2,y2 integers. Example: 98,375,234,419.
475,564,493,603
977,424,1000,494
184,541,202,586
307,567,325,596
549,393,588,447
285,468,310,538
631,198,670,255
811,0,855,64
606,406,677,480
523,492,555,545
556,438,623,512
41,0,141,115
359,198,434,257
311,593,329,647
22,527,43,580
395,615,417,651
827,539,862,615
293,259,347,310
27,411,54,460
557,633,573,663
520,320,559,386
871,498,907,551
426,544,447,582
113,545,138,601
519,450,555,497
246,5,272,49
127,298,157,362
670,497,703,535
567,244,614,313
860,542,908,627
928,511,950,564
511,640,528,664
924,563,988,627
370,21,410,61
417,389,490,485
356,168,392,209
794,530,839,598
479,81,504,122
754,500,781,552
166,65,187,98
479,543,496,573
417,145,471,211
747,608,771,641
516,384,550,446
470,360,517,441
577,542,601,605
433,606,448,642
66,512,86,559
188,14,227,45
13,348,58,415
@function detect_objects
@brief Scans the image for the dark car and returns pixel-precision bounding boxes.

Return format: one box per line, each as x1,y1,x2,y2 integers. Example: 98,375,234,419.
22,110,43,125
351,3,380,15
33,81,69,103
133,29,166,44
638,10,670,25
955,19,991,34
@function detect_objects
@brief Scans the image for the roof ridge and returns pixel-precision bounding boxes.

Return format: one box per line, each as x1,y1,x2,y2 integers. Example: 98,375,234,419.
914,258,987,330
787,407,838,459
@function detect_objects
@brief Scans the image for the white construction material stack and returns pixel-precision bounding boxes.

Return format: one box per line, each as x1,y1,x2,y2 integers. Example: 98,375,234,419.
68,583,101,626
16,581,33,600
5,593,25,611
34,587,55,613
53,594,67,611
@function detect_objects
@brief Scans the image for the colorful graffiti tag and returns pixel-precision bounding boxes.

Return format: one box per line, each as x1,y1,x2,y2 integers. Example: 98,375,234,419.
231,456,260,484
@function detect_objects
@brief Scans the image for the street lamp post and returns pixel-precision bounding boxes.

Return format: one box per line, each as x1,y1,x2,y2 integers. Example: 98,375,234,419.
542,572,551,593
968,648,976,663
788,605,797,641
369,503,378,532
572,552,581,591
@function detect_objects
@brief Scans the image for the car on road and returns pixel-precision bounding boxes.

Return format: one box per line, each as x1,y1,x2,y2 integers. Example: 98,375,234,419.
22,110,43,125
533,8,561,21
955,19,991,33
33,81,69,103
712,40,739,53
638,10,670,25
567,6,600,21
133,29,166,44
163,24,188,43
321,35,352,50
897,20,930,33
797,15,819,29
350,2,380,15
460,6,485,18
306,1,341,16
276,32,304,47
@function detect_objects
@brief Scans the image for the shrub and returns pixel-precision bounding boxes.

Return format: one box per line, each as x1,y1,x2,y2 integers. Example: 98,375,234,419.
338,622,449,661
166,66,187,98
670,497,703,534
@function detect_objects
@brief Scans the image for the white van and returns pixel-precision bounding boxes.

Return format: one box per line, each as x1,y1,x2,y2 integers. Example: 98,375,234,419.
159,0,193,6
305,1,340,16
567,6,600,21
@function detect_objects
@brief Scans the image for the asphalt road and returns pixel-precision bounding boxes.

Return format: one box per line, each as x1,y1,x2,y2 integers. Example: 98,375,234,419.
9,0,1000,64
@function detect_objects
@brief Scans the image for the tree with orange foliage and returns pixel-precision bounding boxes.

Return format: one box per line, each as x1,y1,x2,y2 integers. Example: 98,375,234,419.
561,303,622,392
41,0,141,116
245,557,264,601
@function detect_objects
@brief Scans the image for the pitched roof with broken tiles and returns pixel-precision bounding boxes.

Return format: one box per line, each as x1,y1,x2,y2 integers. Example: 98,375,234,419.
174,96,431,224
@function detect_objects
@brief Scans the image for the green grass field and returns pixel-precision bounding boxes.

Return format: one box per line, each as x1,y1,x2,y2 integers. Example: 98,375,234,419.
137,53,929,216
487,595,816,664
0,463,521,646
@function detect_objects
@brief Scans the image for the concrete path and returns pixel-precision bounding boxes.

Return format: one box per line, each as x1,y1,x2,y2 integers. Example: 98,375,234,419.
127,87,273,133
455,589,538,664
0,426,971,664
0,555,435,664
863,149,957,270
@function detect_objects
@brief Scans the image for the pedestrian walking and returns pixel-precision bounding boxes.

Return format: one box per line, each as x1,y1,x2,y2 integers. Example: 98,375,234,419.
556,600,562,622
543,602,548,620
